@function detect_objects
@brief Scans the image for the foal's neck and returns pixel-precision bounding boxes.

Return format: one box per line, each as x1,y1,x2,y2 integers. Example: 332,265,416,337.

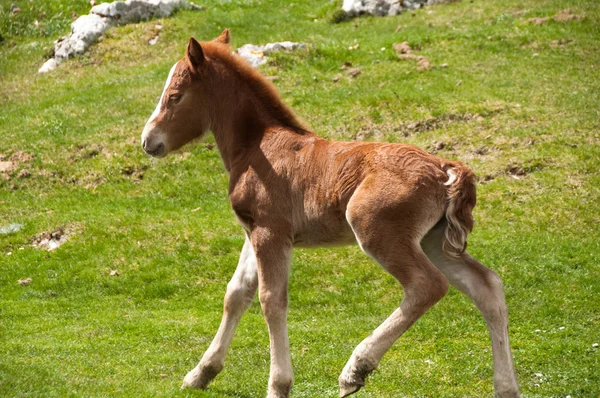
209,60,310,172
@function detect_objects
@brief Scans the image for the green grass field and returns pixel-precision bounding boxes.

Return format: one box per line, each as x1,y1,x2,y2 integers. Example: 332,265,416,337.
1,0,599,396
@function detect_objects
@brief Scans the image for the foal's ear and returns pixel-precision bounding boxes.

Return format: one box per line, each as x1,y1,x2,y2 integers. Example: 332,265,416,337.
186,37,204,69
214,28,231,45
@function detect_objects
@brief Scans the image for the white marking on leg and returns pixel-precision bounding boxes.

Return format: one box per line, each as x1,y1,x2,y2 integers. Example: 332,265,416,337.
182,237,258,389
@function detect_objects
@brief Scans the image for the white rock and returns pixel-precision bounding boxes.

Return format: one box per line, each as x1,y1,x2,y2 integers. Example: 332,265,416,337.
236,42,305,67
342,0,440,17
54,14,113,62
39,0,201,74
38,58,59,73
0,223,24,234
91,0,191,24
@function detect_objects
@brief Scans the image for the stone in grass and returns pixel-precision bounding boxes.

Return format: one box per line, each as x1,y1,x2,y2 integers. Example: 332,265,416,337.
39,0,202,73
18,277,32,286
347,67,361,78
236,42,305,68
0,223,24,235
342,0,452,17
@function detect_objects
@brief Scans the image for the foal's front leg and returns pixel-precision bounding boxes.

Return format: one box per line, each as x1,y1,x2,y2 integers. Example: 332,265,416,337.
182,237,258,389
252,227,294,398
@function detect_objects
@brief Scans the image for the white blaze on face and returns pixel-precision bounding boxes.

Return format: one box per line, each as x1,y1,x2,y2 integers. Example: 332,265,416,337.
141,62,178,144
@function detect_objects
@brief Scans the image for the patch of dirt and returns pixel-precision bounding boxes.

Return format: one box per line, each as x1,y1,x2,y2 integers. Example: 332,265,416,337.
0,151,34,181
506,164,527,179
393,42,412,54
427,141,447,153
474,146,490,155
527,9,583,25
0,161,14,174
17,169,31,178
9,151,34,163
527,17,549,25
393,41,431,71
550,39,574,47
553,9,583,23
505,160,547,179
349,107,506,141
478,174,497,184
121,164,148,181
32,225,77,251
403,112,487,134
70,143,103,162
347,67,361,78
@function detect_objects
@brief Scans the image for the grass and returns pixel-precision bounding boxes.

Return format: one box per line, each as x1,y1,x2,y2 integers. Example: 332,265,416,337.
1,0,599,396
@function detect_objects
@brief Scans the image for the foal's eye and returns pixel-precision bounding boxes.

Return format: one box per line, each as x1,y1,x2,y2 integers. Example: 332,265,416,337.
169,94,182,104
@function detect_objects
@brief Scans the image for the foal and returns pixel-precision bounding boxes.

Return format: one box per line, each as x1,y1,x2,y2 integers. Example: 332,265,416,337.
141,30,520,398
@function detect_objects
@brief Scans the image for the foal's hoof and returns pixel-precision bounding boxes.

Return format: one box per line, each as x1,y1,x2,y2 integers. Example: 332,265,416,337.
181,363,222,390
338,355,375,397
339,382,363,397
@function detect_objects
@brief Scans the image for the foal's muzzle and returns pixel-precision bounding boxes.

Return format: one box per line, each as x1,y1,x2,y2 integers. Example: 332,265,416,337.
141,123,167,158
142,140,166,157
142,135,167,158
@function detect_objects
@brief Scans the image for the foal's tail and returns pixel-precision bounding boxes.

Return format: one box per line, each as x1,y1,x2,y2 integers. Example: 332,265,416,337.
442,164,477,258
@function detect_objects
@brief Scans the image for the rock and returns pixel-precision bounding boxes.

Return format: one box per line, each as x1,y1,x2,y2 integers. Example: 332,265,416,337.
54,13,113,62
38,58,58,73
91,0,194,24
342,0,446,17
236,42,305,67
0,223,24,235
18,278,32,286
39,0,203,74
347,67,361,77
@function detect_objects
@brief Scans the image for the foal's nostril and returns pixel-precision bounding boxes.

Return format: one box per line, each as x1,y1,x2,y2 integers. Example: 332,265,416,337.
146,142,165,157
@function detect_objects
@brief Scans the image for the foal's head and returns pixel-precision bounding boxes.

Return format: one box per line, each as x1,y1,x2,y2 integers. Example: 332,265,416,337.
141,30,231,157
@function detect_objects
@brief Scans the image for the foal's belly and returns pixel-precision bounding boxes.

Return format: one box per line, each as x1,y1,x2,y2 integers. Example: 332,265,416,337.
292,219,357,248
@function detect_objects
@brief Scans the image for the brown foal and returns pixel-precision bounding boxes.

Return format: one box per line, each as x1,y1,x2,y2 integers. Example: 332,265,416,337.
141,30,520,398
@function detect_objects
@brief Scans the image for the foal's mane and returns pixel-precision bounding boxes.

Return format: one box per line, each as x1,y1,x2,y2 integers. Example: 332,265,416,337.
200,41,310,133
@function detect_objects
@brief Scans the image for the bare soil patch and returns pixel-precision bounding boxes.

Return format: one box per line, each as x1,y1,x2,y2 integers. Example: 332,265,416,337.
32,225,78,251
393,41,431,71
0,151,34,181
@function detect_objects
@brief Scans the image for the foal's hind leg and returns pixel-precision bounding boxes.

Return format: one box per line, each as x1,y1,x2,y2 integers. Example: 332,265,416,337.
339,195,449,396
182,236,258,389
421,222,520,398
